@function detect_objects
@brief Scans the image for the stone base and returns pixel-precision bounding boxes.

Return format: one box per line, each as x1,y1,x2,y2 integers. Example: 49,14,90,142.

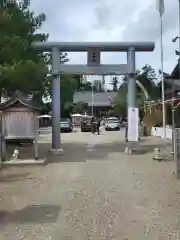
124,147,133,154
49,148,64,156
153,156,163,161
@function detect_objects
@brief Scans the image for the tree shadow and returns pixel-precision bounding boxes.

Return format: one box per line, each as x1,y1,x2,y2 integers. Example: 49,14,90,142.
39,137,172,163
0,172,32,183
4,135,171,163
0,211,9,223
39,128,79,135
89,141,172,158
43,142,87,163
0,204,61,224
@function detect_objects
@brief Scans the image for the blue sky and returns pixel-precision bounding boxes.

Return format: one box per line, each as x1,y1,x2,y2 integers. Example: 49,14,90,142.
31,0,180,88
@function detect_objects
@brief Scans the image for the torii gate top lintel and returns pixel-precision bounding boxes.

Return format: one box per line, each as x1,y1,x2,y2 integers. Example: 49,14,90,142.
32,41,155,52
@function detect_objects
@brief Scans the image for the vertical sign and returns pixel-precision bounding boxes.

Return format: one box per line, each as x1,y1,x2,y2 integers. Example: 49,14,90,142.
128,107,139,141
87,48,100,65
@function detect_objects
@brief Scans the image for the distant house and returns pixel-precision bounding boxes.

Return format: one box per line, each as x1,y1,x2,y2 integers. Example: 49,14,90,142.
73,91,117,116
161,61,180,100
157,61,180,125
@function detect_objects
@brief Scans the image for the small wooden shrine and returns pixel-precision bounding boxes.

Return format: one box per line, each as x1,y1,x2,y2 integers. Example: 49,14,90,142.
0,91,41,161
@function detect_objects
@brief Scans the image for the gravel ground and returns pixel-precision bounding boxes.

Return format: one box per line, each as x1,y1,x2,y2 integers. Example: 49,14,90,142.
0,128,179,239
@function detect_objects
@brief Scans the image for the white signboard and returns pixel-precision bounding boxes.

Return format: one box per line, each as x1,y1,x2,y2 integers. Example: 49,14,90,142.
87,48,100,65
128,107,139,142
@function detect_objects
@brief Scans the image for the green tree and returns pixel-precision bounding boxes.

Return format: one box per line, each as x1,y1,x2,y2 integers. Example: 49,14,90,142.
82,81,92,91
73,74,85,89
1,0,30,7
0,1,48,101
44,73,78,117
60,74,78,116
0,1,80,116
121,64,159,100
111,65,159,117
112,88,127,116
136,65,159,99
76,80,92,91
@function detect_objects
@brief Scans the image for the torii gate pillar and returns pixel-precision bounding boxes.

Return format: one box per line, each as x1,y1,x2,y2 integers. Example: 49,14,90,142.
127,47,136,108
51,47,61,152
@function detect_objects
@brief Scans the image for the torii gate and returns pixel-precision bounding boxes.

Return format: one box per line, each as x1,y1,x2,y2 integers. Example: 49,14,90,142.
32,41,155,154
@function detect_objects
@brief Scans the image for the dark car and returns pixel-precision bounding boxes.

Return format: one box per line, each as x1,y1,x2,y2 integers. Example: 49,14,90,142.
81,118,92,132
60,118,73,132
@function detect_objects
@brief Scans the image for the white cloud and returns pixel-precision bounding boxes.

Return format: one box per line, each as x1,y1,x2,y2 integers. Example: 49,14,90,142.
31,0,180,86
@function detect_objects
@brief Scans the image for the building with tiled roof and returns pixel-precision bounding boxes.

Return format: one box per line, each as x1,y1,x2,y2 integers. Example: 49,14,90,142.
73,91,117,116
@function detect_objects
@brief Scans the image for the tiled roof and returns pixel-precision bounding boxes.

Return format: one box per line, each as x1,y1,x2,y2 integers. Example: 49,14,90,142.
158,70,180,90
163,59,180,88
73,91,117,107
164,78,180,88
170,59,180,79
0,91,41,110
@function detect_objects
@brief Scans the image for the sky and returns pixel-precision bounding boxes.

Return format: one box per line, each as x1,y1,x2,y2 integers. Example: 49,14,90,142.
31,0,180,88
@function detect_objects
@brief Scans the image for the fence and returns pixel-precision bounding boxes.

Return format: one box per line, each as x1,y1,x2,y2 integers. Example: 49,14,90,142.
151,127,172,140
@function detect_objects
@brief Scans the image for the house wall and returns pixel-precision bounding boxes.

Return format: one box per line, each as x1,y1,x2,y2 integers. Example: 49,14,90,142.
165,90,179,100
87,106,112,117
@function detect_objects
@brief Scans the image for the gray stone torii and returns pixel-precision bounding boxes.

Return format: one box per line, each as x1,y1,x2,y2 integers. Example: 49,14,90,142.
32,41,155,153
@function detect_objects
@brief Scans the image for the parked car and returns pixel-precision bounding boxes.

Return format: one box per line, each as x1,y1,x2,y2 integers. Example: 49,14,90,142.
105,117,120,131
60,118,73,132
81,118,92,132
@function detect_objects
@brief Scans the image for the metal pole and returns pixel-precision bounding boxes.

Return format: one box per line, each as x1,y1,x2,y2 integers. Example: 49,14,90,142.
160,14,166,138
51,47,61,150
172,105,175,156
178,0,180,130
91,84,94,116
176,0,180,177
172,70,175,156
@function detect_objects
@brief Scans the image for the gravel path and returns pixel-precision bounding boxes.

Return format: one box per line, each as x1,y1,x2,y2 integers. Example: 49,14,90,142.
0,129,179,239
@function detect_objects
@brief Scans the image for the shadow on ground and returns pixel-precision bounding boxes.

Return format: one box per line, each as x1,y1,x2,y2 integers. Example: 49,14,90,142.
0,172,34,183
39,128,79,135
0,204,61,224
2,136,172,163
39,137,172,163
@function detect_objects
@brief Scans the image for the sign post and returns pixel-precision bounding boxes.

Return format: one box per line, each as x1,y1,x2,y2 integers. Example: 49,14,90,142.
128,107,139,142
